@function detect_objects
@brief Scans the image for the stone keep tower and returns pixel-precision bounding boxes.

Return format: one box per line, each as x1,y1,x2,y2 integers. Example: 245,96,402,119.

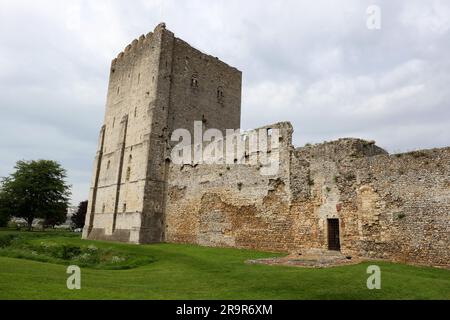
82,23,242,243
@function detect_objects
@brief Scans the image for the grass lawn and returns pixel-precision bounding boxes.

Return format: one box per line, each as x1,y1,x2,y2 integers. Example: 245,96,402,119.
0,229,449,300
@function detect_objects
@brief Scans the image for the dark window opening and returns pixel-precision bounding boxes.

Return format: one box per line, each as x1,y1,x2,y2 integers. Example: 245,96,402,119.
126,167,131,181
191,73,199,88
217,86,224,104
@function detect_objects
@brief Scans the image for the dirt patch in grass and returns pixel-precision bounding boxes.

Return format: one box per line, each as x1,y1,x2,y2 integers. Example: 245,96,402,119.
247,252,362,268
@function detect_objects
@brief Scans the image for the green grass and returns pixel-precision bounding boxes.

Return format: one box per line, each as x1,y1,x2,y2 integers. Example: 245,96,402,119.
0,231,154,270
0,229,449,300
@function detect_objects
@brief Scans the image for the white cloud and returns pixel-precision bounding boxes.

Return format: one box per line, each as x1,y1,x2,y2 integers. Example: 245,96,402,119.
0,0,449,204
400,1,450,35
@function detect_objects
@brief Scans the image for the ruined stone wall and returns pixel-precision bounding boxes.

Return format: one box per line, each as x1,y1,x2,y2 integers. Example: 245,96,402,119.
166,130,449,267
165,122,295,252
84,24,448,267
290,140,450,267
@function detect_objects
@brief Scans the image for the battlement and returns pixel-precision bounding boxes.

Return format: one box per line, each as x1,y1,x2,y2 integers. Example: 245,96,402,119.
112,33,150,64
110,23,241,76
111,22,167,66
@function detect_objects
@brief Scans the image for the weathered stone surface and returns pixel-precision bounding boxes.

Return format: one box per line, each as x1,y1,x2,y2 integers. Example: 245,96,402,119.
84,24,450,268
290,142,450,267
83,23,241,244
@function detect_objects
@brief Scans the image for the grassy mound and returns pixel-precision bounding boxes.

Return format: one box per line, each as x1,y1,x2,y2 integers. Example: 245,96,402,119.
0,232,155,270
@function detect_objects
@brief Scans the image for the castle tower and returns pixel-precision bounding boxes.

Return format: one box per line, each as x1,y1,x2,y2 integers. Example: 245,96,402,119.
82,23,242,243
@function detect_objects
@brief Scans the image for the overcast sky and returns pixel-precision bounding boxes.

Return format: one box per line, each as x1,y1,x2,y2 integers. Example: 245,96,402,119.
1,0,449,205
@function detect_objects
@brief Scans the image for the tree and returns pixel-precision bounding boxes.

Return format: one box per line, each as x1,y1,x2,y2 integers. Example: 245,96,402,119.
43,201,69,229
0,160,71,231
71,200,88,229
0,190,11,227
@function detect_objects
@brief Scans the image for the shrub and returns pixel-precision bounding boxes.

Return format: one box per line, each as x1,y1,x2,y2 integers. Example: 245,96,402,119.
0,235,154,270
0,234,16,248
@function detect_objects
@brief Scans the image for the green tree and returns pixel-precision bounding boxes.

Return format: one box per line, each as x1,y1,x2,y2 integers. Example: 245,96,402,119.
0,190,11,227
43,201,69,229
0,160,71,230
71,200,88,229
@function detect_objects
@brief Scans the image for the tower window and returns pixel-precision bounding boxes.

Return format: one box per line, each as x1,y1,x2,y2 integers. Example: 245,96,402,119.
129,154,133,163
217,86,224,104
191,73,199,88
126,167,131,181
123,203,127,213
134,107,137,118
107,160,111,170
102,204,105,213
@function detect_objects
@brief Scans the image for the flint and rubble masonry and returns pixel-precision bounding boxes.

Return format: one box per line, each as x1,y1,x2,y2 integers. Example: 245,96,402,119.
83,23,450,267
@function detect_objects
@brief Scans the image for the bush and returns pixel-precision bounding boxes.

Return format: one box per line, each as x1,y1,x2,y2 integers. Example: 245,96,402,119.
0,194,11,227
0,234,16,248
60,245,82,260
0,234,154,270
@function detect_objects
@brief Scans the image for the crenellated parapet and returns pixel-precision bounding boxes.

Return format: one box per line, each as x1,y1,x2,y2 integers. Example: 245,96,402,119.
111,23,167,66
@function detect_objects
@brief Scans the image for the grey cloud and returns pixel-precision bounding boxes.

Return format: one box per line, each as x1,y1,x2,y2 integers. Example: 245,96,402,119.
0,0,449,204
